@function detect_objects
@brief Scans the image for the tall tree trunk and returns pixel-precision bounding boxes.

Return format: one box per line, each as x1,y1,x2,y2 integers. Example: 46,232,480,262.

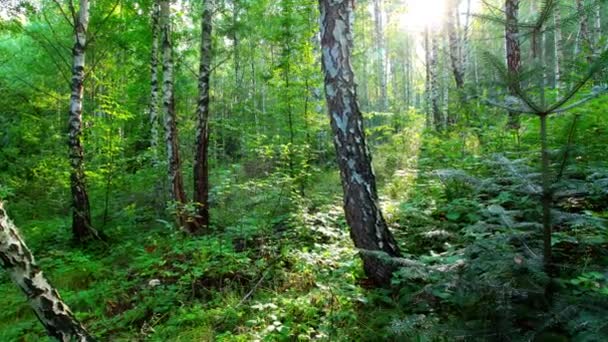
193,0,213,232
594,0,601,47
318,0,401,286
0,202,95,341
160,0,189,228
576,0,592,54
149,0,161,165
447,0,464,89
69,0,95,242
430,33,442,129
505,0,521,129
424,28,432,127
373,0,388,111
554,3,564,92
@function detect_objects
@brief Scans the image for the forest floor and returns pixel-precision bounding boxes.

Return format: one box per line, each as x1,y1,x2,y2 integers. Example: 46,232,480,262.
1,109,608,341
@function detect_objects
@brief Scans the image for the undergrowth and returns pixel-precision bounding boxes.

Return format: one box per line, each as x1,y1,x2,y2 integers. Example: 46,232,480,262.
1,102,607,341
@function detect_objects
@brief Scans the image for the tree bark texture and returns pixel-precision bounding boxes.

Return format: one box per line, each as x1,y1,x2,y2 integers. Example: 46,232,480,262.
160,0,189,227
193,0,213,232
0,202,95,342
69,0,94,242
318,0,401,286
149,0,161,165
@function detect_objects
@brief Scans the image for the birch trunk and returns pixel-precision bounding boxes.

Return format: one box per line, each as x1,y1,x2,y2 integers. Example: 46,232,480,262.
160,0,189,227
69,0,95,242
0,202,95,341
505,0,521,129
318,0,401,286
149,0,161,165
193,0,213,232
373,0,388,111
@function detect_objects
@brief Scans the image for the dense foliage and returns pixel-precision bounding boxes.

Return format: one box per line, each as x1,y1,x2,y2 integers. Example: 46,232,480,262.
0,0,607,340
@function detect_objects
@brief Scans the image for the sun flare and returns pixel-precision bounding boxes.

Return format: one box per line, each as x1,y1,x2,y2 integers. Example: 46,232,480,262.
396,0,481,32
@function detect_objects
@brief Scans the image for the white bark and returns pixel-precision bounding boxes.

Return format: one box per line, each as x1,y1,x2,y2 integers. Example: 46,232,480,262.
0,202,95,341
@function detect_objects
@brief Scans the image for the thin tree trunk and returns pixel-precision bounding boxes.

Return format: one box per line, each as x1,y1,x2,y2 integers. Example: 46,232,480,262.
554,4,564,92
193,0,213,233
160,0,188,227
373,0,388,111
430,33,442,129
149,0,161,165
69,0,95,242
318,0,401,286
424,28,432,127
594,0,601,47
0,202,95,341
576,0,592,55
505,0,521,129
447,0,464,89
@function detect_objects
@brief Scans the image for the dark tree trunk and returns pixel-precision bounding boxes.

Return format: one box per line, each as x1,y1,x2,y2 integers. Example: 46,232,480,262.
0,202,95,341
69,0,95,242
193,0,213,232
505,0,521,129
318,0,401,286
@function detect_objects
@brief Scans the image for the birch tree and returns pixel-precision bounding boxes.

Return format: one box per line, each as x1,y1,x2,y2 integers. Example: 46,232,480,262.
160,0,189,230
193,0,213,232
0,202,95,341
318,0,401,286
68,0,95,242
149,0,161,165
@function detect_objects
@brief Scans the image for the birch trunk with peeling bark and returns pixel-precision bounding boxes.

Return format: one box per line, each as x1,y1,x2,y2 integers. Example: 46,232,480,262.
0,202,95,341
160,0,189,229
505,0,521,129
149,0,161,165
318,0,401,286
193,0,213,232
69,0,95,242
